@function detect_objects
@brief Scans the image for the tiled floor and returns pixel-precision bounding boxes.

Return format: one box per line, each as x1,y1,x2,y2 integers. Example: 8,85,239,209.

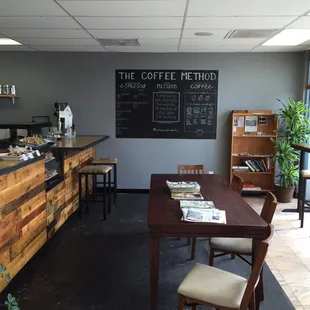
246,197,310,310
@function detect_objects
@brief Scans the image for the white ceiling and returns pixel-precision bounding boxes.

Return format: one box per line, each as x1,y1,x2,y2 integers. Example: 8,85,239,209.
0,0,310,53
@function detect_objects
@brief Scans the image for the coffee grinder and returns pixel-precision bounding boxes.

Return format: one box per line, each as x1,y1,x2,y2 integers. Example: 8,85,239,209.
54,102,73,137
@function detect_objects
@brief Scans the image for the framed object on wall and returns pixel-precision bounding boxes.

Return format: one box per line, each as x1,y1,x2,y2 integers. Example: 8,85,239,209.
115,70,219,139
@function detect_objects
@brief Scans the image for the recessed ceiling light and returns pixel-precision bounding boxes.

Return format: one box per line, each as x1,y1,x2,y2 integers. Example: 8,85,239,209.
263,29,310,46
194,32,213,37
0,38,22,46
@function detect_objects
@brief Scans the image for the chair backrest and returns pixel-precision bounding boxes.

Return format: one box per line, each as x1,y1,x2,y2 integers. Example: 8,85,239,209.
178,165,204,175
260,192,277,224
240,224,275,309
231,175,244,195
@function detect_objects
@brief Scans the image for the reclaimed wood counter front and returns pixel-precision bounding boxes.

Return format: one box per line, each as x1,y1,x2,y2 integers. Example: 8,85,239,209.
0,159,46,291
0,135,108,291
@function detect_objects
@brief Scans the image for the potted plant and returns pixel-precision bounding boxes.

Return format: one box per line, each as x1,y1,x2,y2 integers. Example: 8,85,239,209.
273,98,310,202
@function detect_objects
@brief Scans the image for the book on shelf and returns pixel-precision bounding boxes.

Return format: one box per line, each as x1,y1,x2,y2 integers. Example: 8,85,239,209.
244,159,270,172
232,166,249,171
180,200,226,224
243,183,262,191
171,192,204,200
244,160,256,172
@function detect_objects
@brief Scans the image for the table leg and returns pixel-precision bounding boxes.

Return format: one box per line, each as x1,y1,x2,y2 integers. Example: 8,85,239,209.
150,235,160,310
252,239,264,309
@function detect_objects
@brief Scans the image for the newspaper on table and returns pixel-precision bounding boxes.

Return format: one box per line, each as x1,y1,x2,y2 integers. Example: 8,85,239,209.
166,180,201,193
180,200,226,224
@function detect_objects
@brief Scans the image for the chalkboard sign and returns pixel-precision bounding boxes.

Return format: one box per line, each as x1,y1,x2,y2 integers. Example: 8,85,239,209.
115,70,218,139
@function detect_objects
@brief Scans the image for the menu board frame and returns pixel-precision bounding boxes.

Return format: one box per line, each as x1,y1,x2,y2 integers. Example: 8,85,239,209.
115,69,219,139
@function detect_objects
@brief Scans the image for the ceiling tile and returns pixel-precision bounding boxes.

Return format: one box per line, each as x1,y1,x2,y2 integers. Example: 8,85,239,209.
287,16,310,28
181,38,263,48
187,0,310,16
185,16,296,30
17,38,100,46
76,17,182,29
0,45,35,51
0,0,67,16
138,38,179,47
105,46,178,52
179,46,253,52
57,0,186,17
89,29,180,39
252,45,307,52
182,29,230,39
32,45,107,52
0,29,92,39
0,17,80,29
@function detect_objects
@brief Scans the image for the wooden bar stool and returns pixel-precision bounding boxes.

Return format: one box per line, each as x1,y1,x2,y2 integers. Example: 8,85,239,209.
79,165,112,221
299,170,310,228
92,158,118,205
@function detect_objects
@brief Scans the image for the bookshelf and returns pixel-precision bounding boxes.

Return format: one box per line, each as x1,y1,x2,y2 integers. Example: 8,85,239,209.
229,110,278,192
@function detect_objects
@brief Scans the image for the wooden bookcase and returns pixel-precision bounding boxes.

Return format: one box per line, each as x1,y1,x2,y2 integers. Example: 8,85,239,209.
229,110,278,192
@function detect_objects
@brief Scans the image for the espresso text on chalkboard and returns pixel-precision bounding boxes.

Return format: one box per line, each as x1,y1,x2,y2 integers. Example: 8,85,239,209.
115,70,218,139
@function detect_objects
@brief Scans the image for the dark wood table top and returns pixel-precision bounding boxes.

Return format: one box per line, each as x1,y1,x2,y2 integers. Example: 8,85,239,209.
292,143,310,152
147,174,268,239
51,135,109,150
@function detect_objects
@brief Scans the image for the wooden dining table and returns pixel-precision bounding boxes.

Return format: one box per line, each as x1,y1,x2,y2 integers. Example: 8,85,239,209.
147,174,269,310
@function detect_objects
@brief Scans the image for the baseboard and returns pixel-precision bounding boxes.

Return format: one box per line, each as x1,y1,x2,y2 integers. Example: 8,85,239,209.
118,189,149,194
94,186,149,194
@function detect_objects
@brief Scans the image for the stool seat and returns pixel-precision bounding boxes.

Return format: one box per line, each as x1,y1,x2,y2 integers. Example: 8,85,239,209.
79,165,112,174
92,158,118,165
302,170,310,179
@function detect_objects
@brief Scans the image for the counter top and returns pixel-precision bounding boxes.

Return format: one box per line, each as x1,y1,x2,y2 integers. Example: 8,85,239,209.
51,135,109,150
293,143,310,152
0,155,45,176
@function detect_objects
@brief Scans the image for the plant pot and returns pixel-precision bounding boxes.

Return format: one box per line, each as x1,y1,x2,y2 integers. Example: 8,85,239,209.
274,184,295,203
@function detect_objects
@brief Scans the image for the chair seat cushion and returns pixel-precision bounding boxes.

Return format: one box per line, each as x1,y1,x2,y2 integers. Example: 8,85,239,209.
79,165,112,174
178,263,247,308
93,158,118,165
210,237,252,254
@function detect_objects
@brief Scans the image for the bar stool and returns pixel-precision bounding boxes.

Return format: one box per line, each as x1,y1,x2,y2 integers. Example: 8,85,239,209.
299,169,310,228
92,158,118,204
79,165,112,221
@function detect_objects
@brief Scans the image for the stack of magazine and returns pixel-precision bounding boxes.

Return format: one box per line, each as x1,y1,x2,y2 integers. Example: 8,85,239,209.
180,200,226,224
166,180,203,200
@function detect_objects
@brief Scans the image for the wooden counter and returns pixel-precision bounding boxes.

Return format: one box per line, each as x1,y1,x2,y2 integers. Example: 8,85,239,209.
0,156,45,176
51,135,109,150
0,135,108,291
0,159,46,291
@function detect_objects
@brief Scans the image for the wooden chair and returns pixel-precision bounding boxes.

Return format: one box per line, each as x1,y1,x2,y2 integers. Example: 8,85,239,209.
209,192,277,266
177,225,274,310
178,164,204,175
231,175,244,195
177,164,204,260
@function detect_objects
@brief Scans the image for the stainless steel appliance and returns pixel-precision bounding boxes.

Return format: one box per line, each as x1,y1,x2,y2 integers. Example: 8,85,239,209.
54,102,73,137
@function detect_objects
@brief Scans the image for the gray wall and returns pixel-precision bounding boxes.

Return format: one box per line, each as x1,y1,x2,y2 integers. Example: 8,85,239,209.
0,52,305,188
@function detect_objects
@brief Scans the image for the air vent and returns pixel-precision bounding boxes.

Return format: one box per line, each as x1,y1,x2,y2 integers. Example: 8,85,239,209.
98,39,140,47
226,29,278,39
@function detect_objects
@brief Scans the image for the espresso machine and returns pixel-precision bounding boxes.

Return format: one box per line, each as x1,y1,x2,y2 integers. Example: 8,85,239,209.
54,102,73,137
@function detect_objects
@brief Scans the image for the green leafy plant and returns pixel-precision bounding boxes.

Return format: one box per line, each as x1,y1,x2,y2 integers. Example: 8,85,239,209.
0,265,20,310
273,98,310,188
